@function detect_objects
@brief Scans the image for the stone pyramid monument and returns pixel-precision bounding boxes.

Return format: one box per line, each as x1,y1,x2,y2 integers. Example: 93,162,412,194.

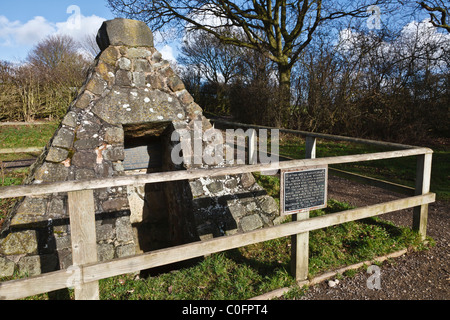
0,19,281,277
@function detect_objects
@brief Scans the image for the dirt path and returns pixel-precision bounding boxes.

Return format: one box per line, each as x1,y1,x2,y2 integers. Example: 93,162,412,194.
299,175,449,300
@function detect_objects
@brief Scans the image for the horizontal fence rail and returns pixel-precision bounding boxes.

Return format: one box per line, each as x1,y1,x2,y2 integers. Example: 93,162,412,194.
0,121,434,300
0,193,435,300
0,148,432,200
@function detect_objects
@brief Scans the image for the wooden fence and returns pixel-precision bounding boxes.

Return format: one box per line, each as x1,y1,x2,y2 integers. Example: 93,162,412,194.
0,122,434,300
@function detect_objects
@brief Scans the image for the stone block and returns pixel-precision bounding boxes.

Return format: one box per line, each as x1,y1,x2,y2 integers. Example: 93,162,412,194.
62,111,77,128
55,235,72,250
75,168,97,181
103,146,125,162
34,162,70,183
115,69,133,86
75,91,94,110
259,196,279,214
189,180,204,198
72,151,98,169
104,126,124,144
97,18,154,51
86,73,108,96
168,75,185,92
228,202,247,220
52,128,75,149
115,216,134,243
134,59,151,72
102,198,128,213
99,46,120,66
74,138,102,150
240,173,256,188
46,147,69,163
126,48,153,59
0,230,38,255
0,257,15,277
118,57,132,70
97,243,115,261
96,221,115,241
16,197,47,216
115,243,135,258
207,181,223,193
146,74,164,90
239,214,263,233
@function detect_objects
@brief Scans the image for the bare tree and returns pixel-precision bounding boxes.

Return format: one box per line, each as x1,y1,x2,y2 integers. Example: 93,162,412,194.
107,0,390,124
418,1,450,32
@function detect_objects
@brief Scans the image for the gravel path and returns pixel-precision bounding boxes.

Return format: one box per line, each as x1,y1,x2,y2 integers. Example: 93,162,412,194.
299,176,449,300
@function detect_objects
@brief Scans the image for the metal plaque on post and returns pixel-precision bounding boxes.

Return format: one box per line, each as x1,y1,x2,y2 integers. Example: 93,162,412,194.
281,166,328,215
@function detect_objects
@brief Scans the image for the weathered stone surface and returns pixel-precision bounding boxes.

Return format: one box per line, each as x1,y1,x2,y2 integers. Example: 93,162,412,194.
132,71,146,87
104,126,124,144
0,231,38,255
168,75,185,92
0,257,15,277
15,197,47,216
62,111,77,128
115,70,133,86
75,168,97,181
72,151,97,169
86,73,108,96
52,128,74,149
259,196,279,214
55,235,71,250
118,57,132,70
116,216,134,243
97,243,115,261
92,87,185,125
146,74,164,90
134,59,151,72
115,243,135,258
34,163,69,182
103,146,125,162
96,220,115,241
126,48,153,59
102,198,128,212
207,181,223,193
74,91,94,110
97,18,154,51
228,202,247,220
240,214,264,232
74,138,102,150
189,180,204,198
17,255,57,276
100,46,120,66
46,147,69,163
241,173,256,188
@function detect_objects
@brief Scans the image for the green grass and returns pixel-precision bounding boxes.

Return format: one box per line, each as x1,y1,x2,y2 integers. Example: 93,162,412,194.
279,134,450,200
0,123,58,161
0,125,439,300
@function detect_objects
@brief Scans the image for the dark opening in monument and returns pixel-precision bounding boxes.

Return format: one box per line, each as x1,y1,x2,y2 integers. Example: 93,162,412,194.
123,123,173,255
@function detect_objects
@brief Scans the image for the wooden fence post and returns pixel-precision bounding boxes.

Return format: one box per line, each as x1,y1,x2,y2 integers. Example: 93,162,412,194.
413,153,432,241
68,189,99,300
291,136,316,282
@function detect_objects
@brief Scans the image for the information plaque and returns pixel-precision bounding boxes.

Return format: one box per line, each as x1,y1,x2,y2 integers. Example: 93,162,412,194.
281,166,328,215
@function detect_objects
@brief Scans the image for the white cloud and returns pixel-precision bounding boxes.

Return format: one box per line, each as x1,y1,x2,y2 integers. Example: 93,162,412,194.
0,16,55,46
158,44,176,63
0,14,105,54
55,14,105,44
